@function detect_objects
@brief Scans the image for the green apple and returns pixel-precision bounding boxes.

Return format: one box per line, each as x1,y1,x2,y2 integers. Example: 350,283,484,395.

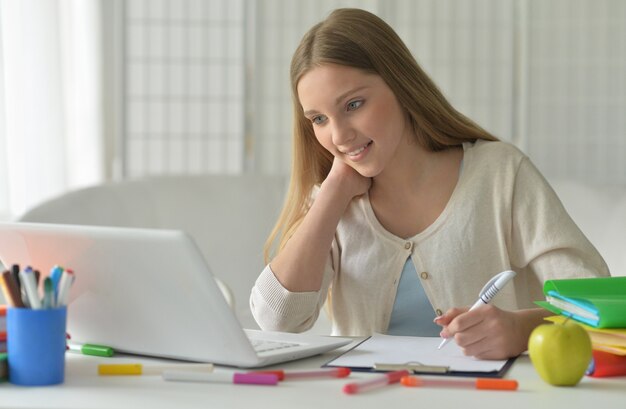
528,321,592,386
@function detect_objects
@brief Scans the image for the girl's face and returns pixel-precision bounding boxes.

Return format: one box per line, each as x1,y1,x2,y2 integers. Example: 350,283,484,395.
297,64,411,178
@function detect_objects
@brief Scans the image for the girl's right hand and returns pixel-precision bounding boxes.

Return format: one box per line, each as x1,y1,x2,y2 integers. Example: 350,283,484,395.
324,157,372,200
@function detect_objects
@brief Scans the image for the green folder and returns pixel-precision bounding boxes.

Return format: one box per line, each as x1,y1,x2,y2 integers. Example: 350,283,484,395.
535,276,626,328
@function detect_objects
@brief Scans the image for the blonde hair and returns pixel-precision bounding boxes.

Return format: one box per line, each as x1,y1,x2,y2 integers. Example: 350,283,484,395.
264,8,497,262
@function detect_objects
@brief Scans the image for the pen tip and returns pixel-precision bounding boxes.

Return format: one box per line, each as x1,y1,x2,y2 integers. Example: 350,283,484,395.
336,367,351,377
437,338,448,349
343,383,358,394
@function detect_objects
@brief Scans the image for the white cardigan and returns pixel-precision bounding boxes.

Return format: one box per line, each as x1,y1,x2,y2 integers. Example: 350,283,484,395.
250,141,609,336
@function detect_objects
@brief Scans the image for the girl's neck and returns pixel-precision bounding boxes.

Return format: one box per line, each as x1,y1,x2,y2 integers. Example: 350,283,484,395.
370,136,438,198
367,139,463,238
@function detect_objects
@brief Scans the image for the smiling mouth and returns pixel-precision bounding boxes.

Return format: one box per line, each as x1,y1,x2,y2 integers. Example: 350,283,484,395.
343,141,372,157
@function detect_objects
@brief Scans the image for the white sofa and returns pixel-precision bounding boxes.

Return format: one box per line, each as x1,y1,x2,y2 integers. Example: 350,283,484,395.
548,179,626,277
15,175,626,334
17,175,288,330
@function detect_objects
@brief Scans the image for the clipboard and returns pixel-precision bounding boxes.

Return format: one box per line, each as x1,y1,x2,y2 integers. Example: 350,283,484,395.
323,333,516,378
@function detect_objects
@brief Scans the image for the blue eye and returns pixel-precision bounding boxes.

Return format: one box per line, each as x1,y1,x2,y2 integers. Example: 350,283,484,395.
312,115,327,125
347,99,363,111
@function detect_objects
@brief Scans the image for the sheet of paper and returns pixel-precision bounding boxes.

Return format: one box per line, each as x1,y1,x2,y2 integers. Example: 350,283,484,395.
590,332,626,348
593,344,626,356
327,333,507,373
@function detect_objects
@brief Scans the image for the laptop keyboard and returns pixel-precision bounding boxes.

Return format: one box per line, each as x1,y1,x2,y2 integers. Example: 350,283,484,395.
250,339,301,353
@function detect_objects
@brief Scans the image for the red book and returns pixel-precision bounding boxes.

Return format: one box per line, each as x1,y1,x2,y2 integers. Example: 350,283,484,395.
0,305,5,334
0,305,6,354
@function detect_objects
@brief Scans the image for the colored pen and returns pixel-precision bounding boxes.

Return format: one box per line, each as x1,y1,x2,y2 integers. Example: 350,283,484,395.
56,269,75,306
0,352,7,381
68,342,115,357
342,370,409,394
99,363,214,376
252,367,351,381
34,269,41,288
0,270,25,308
11,264,20,293
10,264,22,305
19,267,42,309
42,277,55,309
49,265,64,296
438,270,517,349
163,370,279,385
401,375,518,391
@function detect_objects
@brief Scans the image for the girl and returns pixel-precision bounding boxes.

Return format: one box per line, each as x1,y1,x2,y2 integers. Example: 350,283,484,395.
250,8,609,360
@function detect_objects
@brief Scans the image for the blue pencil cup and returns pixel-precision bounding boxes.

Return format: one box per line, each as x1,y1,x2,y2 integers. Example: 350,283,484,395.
7,307,67,386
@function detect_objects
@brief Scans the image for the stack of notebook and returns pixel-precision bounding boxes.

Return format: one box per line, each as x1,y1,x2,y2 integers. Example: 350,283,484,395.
0,305,6,382
0,304,5,353
537,276,626,376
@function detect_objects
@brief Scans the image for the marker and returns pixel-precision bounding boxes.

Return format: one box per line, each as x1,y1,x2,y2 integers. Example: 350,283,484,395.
401,376,518,391
19,267,42,309
342,370,409,394
33,270,41,288
252,367,351,381
49,265,64,296
99,363,214,376
11,264,20,291
56,269,75,306
163,371,278,386
68,343,115,357
438,270,517,349
0,352,7,381
0,270,25,308
42,277,55,309
11,264,29,308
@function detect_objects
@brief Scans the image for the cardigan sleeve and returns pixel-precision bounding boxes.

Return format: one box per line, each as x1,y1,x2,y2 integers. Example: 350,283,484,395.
509,157,610,287
249,239,338,333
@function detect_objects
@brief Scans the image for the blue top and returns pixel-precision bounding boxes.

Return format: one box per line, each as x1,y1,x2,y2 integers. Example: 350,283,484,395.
387,257,441,336
387,159,464,337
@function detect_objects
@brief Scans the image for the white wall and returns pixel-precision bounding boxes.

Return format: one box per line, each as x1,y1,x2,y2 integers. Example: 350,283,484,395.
108,0,626,185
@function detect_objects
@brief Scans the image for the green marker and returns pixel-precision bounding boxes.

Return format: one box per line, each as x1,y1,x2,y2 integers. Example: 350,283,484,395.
0,352,8,382
67,343,115,357
42,277,55,308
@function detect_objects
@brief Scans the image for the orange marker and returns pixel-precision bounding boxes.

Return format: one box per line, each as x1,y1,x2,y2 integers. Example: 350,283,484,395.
401,375,518,391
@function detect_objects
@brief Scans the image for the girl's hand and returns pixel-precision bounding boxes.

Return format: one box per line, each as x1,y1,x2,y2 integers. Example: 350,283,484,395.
323,157,372,200
434,305,527,360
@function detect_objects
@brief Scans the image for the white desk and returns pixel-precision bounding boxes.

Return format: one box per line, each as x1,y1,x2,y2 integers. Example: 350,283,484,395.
1,342,624,409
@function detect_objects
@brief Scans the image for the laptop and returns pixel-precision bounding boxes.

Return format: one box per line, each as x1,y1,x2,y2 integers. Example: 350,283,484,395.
0,222,350,368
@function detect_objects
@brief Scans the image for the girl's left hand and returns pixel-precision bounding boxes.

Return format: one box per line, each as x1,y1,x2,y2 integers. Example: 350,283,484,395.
433,306,527,360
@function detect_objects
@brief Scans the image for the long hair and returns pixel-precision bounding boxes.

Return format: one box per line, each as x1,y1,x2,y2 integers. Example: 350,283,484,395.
264,8,497,262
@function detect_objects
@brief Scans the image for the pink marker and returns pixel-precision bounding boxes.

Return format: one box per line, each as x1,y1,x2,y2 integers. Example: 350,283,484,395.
162,371,278,386
253,367,351,381
343,370,409,394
